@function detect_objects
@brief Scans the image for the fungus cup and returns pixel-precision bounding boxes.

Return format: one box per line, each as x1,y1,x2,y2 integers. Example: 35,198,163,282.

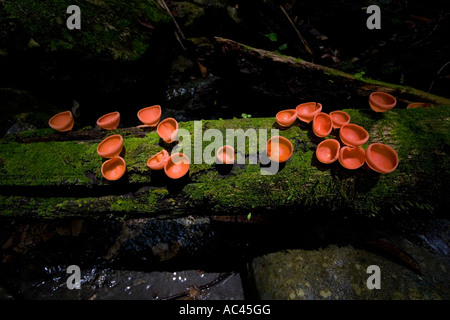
266,136,293,163
296,102,322,123
137,105,162,127
147,149,169,170
276,109,297,127
340,124,369,147
217,145,235,164
101,156,126,181
369,92,396,112
316,139,340,164
330,110,350,129
312,112,332,137
157,118,179,143
164,153,190,179
365,143,399,174
339,146,365,169
48,111,74,132
97,111,120,130
97,134,123,158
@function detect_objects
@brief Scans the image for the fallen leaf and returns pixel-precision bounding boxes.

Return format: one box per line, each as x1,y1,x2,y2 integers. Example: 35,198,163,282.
369,240,422,275
188,285,202,299
197,61,208,78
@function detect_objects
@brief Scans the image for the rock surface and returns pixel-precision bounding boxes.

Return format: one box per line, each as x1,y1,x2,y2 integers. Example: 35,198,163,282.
1,263,244,300
250,219,450,300
16,268,244,300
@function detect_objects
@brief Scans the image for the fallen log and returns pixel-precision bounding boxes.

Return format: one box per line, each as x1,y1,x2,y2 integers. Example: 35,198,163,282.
0,106,449,219
214,37,450,107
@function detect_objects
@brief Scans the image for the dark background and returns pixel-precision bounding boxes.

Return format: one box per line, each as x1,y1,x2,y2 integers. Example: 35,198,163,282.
0,0,449,136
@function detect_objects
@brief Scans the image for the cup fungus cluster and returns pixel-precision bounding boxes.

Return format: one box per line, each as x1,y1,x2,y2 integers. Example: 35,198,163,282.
47,104,186,181
275,92,399,173
302,92,398,173
48,91,400,182
95,112,126,181
143,107,189,180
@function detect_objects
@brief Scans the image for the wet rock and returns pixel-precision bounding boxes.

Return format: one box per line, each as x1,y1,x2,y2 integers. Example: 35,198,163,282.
169,55,196,82
3,266,244,300
160,108,191,122
164,74,221,119
101,216,215,265
250,242,450,300
0,216,235,299
406,219,450,257
1,216,216,270
91,269,244,300
4,120,37,136
186,37,214,56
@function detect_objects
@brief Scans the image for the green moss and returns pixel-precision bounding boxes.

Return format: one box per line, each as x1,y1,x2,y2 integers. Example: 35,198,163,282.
0,140,101,186
1,108,449,218
138,1,171,25
123,136,162,181
103,188,169,214
3,0,170,61
109,196,140,212
0,195,76,218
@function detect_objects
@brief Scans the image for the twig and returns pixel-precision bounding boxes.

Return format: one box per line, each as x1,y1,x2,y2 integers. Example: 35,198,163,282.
428,60,450,93
410,24,439,47
174,30,186,51
411,9,448,48
366,240,422,275
137,15,155,30
279,5,313,57
158,0,186,40
157,0,186,51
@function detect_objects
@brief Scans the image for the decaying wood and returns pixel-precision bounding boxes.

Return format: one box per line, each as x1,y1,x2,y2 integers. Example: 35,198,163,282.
1,106,449,220
214,37,450,107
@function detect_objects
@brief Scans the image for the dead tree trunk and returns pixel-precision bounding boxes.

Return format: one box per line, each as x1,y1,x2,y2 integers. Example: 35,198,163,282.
214,37,450,107
1,107,449,219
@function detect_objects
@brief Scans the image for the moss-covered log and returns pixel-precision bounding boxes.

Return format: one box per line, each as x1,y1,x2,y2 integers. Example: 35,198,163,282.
214,37,450,107
1,106,449,219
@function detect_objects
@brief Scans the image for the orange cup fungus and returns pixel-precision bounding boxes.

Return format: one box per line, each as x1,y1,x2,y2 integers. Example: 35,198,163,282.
48,111,74,132
266,136,293,163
